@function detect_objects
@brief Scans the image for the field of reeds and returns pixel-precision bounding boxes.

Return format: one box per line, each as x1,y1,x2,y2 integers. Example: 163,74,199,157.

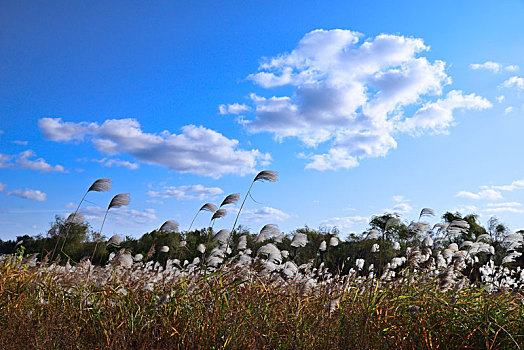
1,173,523,349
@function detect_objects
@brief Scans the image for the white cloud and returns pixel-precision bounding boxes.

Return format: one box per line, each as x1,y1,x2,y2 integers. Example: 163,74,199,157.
321,215,369,229
39,118,271,178
7,188,47,202
0,150,67,173
82,206,157,225
486,202,522,208
398,90,491,135
470,62,519,73
12,140,28,145
305,148,359,171
93,157,139,170
505,106,513,114
496,95,505,103
218,103,251,115
392,195,408,203
501,76,524,89
492,178,524,192
454,205,479,214
470,61,502,73
226,29,490,171
382,195,413,214
240,206,290,222
390,202,413,214
0,182,6,191
147,184,223,200
456,189,503,200
65,202,76,209
485,206,524,214
146,199,164,205
37,118,96,142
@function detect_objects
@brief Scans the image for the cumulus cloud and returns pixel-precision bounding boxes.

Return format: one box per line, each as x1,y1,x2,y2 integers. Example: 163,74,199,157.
505,106,513,114
147,184,223,200
218,103,251,115
321,215,369,230
93,158,139,170
501,76,524,89
397,90,491,135
0,150,67,173
39,118,271,178
225,29,490,170
456,189,503,200
7,188,47,202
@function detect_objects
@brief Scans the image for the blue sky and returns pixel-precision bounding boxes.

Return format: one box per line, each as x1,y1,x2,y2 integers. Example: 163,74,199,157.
1,1,524,241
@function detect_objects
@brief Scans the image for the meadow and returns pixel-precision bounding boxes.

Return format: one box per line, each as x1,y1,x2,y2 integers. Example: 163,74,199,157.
0,173,523,349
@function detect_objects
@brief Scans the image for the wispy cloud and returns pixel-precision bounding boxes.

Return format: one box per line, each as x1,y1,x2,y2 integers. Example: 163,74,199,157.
0,150,67,173
0,182,6,191
237,206,290,222
82,206,158,224
486,202,522,208
456,189,503,200
470,61,519,73
7,188,47,202
39,118,270,178
470,61,502,73
491,178,524,192
384,195,413,214
320,215,369,230
457,178,524,206
92,157,139,170
225,29,490,171
147,184,223,200
12,140,28,146
484,201,524,214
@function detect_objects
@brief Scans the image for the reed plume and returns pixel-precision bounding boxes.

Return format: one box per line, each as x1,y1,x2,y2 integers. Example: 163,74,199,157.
219,193,240,208
188,203,217,231
418,207,435,221
160,220,179,232
91,193,130,261
231,170,278,233
210,209,227,228
54,178,112,260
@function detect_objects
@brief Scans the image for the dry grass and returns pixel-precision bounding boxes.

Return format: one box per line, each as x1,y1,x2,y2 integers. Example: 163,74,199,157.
1,256,522,349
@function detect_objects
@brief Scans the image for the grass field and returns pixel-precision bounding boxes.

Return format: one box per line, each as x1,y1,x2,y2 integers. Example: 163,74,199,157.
1,251,522,349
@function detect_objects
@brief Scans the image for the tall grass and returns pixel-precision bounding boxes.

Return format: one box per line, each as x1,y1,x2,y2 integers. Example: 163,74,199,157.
0,256,522,349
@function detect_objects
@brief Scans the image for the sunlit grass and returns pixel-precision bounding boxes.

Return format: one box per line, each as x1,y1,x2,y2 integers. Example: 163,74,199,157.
1,255,522,349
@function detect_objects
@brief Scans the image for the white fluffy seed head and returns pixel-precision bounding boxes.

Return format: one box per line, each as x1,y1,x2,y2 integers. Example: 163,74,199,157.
291,233,308,247
196,244,206,254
